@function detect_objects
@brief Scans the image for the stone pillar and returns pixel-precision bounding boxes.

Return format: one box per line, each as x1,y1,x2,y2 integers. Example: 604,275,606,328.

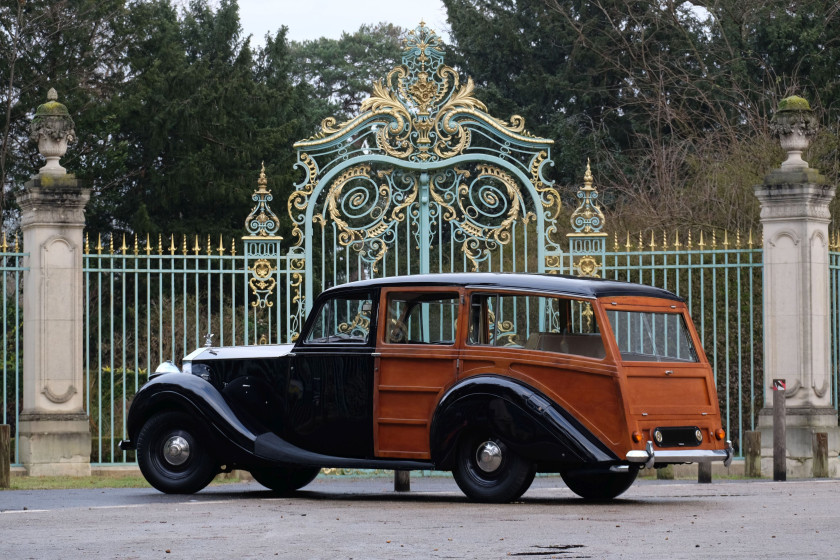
754,96,839,478
17,89,91,476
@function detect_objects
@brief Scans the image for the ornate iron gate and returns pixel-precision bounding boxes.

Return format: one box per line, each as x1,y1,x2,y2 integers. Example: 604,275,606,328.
286,23,561,315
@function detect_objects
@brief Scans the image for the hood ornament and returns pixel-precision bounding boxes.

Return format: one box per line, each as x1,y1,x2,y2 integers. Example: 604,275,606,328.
205,332,215,347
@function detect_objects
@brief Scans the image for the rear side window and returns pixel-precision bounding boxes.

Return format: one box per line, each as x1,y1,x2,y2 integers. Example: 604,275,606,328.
606,310,699,362
468,293,605,359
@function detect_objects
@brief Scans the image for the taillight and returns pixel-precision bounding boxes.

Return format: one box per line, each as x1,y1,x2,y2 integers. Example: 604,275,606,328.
715,428,726,441
632,431,643,443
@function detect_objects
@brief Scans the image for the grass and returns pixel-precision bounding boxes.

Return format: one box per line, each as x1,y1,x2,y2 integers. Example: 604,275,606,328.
2,473,245,491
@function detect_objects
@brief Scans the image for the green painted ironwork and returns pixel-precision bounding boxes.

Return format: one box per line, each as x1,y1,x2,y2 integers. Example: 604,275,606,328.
0,232,25,465
288,23,561,313
81,232,301,464
830,240,840,413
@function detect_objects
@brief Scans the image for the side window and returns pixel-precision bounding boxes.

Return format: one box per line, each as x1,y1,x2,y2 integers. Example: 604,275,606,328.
385,292,459,345
305,294,373,344
468,293,604,358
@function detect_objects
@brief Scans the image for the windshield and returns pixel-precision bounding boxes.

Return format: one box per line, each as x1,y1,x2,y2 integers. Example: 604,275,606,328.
606,310,699,362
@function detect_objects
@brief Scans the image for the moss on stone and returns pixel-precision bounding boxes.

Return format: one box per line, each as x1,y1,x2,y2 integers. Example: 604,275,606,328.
777,96,811,112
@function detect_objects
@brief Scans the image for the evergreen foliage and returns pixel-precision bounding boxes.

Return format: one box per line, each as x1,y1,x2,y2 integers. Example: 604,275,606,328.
443,0,840,232
0,0,838,236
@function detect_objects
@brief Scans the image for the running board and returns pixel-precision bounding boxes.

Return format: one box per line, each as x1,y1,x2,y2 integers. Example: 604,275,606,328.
254,432,435,471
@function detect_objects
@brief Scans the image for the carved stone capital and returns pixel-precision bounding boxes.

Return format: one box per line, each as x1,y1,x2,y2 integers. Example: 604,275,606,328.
18,175,90,229
753,168,834,222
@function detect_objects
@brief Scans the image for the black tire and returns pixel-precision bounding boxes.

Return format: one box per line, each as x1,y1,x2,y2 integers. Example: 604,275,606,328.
136,411,218,494
560,466,639,501
250,466,321,494
452,431,535,503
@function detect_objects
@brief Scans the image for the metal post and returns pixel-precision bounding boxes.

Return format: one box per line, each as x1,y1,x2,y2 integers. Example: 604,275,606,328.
773,379,786,481
394,469,410,492
0,425,9,488
418,172,430,276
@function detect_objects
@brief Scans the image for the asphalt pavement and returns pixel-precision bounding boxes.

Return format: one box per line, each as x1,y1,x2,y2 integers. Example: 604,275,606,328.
2,474,838,559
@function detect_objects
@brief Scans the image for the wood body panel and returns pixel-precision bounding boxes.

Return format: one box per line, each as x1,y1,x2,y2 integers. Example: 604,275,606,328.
373,287,464,458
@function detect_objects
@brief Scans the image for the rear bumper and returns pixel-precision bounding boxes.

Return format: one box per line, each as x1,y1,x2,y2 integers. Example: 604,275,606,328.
626,440,734,469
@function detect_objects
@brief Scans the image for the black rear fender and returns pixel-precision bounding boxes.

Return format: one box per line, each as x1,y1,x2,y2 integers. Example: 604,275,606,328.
429,375,617,470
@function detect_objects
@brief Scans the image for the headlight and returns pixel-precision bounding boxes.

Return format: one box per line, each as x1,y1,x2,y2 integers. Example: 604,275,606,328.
150,360,181,380
181,361,192,375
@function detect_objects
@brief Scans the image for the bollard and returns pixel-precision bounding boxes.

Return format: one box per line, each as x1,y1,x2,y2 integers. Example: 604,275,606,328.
697,462,712,484
813,432,828,478
745,431,761,478
0,425,9,489
773,379,786,481
394,469,410,492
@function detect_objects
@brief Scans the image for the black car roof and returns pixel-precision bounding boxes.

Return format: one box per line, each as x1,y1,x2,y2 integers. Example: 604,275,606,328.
322,272,683,302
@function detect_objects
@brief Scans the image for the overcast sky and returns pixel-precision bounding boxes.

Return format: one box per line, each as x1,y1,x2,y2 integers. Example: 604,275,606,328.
236,0,450,45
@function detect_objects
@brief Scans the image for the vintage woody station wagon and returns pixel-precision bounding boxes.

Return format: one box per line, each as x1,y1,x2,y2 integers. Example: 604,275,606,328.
121,273,733,502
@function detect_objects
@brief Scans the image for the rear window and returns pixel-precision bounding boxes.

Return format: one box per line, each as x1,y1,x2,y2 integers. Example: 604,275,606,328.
606,310,699,362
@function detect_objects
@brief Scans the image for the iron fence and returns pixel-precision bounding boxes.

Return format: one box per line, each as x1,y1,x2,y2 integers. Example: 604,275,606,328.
82,234,298,464
6,228,840,466
1,233,25,465
830,239,840,412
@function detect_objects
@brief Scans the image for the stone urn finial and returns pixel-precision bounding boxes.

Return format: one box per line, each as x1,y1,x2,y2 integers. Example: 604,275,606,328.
770,95,818,170
29,88,76,175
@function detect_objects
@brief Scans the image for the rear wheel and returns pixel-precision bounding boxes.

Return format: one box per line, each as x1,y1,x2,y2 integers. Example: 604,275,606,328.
250,466,321,494
136,411,218,494
560,466,639,501
452,432,535,503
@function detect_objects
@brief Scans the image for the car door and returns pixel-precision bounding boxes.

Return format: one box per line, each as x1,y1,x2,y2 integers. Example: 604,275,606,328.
374,287,463,459
287,289,377,458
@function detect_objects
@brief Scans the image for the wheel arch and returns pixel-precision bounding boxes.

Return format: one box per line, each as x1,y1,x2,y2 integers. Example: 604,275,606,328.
429,375,617,470
126,373,260,458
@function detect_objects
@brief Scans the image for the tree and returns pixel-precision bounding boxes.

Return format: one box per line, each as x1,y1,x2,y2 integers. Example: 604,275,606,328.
289,23,407,124
0,0,129,226
84,0,317,241
442,0,840,232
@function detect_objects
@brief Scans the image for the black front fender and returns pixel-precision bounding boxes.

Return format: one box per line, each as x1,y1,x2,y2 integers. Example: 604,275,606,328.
429,375,617,469
125,373,261,455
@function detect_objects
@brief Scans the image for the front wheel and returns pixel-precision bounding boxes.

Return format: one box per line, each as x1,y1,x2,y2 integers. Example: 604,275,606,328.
452,432,535,503
136,411,218,494
560,466,639,501
250,466,321,494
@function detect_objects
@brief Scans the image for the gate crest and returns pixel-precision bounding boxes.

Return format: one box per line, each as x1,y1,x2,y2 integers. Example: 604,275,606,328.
288,23,562,314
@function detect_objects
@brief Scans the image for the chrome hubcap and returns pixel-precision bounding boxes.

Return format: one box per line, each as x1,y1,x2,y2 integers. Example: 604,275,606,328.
475,440,503,473
162,435,190,466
